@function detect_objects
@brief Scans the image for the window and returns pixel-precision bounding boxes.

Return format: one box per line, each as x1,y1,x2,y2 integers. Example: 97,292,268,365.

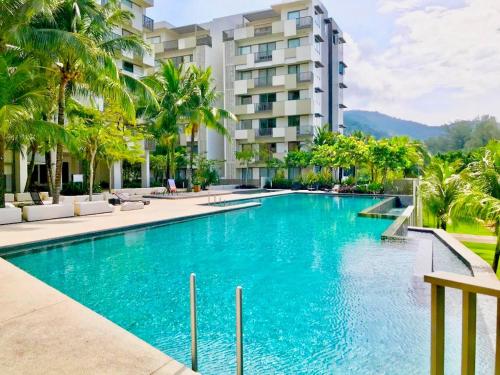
288,142,300,151
287,10,301,20
122,61,134,73
238,45,251,55
122,0,133,8
238,120,252,130
241,168,253,180
288,38,300,48
237,71,252,80
288,65,300,75
259,93,276,103
288,91,300,101
240,95,252,105
242,143,253,152
147,36,161,44
339,62,345,75
258,68,276,78
183,55,193,63
288,116,300,127
259,118,276,136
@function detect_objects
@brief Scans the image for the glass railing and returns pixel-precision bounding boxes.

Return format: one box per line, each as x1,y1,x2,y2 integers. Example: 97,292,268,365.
254,76,273,87
164,40,179,51
255,102,273,112
223,29,234,41
236,122,253,130
296,16,313,29
258,128,274,136
254,26,272,37
297,71,314,83
254,50,273,62
196,35,212,47
296,126,314,135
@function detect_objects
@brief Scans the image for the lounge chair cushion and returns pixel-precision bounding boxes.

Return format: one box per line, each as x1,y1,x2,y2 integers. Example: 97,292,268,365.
75,201,114,216
120,201,144,211
15,192,33,203
5,193,15,203
23,204,75,222
0,207,22,225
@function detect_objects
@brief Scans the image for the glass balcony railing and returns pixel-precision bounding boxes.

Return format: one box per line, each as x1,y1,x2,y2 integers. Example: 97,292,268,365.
297,71,314,83
254,76,273,87
237,122,253,130
255,102,273,112
296,126,314,136
258,128,274,137
296,16,313,29
164,40,179,51
254,26,272,37
196,35,212,47
254,50,273,62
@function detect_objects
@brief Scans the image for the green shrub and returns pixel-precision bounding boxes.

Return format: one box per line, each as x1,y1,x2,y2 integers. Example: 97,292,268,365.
61,182,102,196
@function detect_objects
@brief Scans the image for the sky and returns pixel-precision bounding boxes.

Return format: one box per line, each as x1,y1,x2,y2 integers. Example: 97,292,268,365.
148,0,500,125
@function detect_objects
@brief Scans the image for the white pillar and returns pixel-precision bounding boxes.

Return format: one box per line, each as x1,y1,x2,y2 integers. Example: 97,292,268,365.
141,150,150,188
15,148,28,192
112,161,122,189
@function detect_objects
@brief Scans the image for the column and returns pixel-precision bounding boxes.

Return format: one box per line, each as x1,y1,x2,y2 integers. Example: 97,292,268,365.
141,150,150,188
112,161,122,190
15,148,28,192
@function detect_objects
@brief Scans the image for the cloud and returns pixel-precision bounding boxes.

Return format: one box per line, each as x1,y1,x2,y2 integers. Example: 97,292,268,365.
345,0,500,124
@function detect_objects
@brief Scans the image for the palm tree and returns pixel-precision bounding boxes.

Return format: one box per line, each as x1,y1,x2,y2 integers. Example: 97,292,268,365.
183,66,236,190
420,160,463,230
235,149,255,187
24,0,147,203
452,147,500,270
141,60,192,181
0,53,51,208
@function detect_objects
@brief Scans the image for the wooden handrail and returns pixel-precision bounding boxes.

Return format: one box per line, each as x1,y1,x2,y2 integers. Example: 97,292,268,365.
424,271,500,375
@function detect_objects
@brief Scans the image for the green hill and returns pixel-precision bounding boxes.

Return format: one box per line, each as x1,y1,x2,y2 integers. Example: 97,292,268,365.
344,110,445,140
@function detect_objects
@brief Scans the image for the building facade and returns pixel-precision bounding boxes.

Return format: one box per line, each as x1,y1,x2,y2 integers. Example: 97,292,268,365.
148,0,346,185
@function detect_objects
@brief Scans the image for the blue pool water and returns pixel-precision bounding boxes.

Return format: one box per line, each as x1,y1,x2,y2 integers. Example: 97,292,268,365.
5,194,493,374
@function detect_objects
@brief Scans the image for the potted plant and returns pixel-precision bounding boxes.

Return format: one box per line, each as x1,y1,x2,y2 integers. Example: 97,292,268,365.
192,175,202,192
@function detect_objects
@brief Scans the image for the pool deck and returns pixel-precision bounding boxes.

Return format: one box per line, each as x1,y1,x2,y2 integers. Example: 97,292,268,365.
0,190,288,374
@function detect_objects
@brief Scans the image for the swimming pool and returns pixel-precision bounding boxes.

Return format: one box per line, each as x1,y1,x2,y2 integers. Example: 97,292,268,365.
4,194,494,374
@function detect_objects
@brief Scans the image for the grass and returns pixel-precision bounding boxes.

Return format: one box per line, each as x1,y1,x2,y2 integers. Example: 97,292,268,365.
462,241,499,278
422,206,494,236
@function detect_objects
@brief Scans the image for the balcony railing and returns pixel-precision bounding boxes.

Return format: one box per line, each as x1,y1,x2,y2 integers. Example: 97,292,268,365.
196,35,212,47
143,15,154,31
296,16,313,29
223,29,234,41
258,128,274,137
254,50,273,62
254,76,273,87
255,102,273,112
164,40,179,51
254,26,272,37
237,122,253,130
424,272,500,375
297,126,314,136
297,71,314,83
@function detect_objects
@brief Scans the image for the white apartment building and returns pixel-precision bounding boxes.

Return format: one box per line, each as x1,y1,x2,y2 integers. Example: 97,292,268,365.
149,0,346,184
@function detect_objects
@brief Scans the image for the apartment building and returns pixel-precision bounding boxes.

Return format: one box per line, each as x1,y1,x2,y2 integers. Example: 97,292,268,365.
149,0,346,184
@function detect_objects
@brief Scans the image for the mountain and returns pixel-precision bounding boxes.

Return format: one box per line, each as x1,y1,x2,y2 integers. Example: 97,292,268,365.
344,110,446,140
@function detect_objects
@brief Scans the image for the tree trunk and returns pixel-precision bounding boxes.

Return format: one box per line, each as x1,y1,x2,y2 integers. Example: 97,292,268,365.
53,77,68,204
88,151,96,202
440,219,447,231
493,221,500,273
187,129,196,191
45,151,54,196
24,143,38,192
108,161,113,192
245,164,249,186
0,134,6,208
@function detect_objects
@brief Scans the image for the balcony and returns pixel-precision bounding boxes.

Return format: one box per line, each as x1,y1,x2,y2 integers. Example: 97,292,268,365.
143,15,154,32
196,35,212,47
223,29,234,41
297,126,314,136
257,128,273,137
255,102,273,112
254,26,272,37
296,16,313,30
254,51,273,63
297,71,313,83
254,76,273,88
164,40,179,51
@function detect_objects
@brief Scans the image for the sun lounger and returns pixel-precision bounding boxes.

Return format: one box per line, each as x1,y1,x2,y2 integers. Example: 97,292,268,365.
114,192,150,205
0,204,22,225
332,184,340,193
167,179,177,195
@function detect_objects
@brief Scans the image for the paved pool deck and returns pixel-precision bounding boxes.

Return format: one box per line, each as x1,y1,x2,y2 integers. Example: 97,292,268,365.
0,190,289,374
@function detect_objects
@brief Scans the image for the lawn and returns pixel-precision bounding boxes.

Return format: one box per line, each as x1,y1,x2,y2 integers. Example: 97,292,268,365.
423,206,494,236
462,241,499,278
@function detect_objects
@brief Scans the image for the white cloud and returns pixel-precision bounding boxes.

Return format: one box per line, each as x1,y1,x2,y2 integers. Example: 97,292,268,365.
345,0,500,124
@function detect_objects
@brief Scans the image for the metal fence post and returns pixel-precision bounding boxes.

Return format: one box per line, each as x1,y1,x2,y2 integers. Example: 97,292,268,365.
236,286,243,375
190,273,198,371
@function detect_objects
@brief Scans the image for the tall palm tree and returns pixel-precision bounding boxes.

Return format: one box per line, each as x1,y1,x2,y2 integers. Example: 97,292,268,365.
0,53,51,208
24,0,147,203
420,160,463,230
141,60,192,181
184,66,235,190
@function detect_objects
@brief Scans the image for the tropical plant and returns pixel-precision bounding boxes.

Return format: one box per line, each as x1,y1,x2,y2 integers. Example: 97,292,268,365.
235,148,255,187
183,66,235,190
25,0,148,203
421,161,464,230
0,53,54,208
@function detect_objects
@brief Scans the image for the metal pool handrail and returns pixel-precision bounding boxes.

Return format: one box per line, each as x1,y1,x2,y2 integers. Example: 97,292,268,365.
189,274,244,374
424,271,500,375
